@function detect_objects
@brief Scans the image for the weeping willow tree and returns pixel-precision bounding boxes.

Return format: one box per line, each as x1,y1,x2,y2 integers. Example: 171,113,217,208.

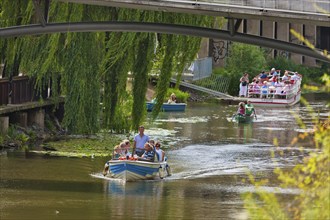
0,1,218,133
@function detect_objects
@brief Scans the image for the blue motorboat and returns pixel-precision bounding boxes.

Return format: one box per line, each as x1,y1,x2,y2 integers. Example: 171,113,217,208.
103,160,171,182
146,102,186,112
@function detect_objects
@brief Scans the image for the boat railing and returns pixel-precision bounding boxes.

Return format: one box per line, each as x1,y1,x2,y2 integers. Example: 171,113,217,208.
248,78,301,99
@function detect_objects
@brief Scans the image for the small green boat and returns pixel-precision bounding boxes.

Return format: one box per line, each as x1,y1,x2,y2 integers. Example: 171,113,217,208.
234,114,254,123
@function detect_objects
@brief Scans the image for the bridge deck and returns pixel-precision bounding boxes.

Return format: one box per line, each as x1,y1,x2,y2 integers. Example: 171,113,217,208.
171,78,233,99
61,0,330,26
0,98,64,115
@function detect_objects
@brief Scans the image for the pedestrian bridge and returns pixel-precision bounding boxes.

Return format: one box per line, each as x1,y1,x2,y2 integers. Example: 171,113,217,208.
1,0,329,62
62,0,329,26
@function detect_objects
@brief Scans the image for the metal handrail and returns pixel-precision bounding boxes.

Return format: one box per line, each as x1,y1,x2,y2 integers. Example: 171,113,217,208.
159,0,329,14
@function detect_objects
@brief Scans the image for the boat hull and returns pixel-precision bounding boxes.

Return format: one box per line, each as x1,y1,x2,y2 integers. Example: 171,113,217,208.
248,91,301,107
234,114,254,123
105,160,169,182
146,102,186,112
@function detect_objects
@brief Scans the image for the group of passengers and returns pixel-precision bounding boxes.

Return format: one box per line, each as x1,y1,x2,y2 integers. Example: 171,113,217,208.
237,100,256,117
103,125,170,176
239,68,301,98
111,126,166,162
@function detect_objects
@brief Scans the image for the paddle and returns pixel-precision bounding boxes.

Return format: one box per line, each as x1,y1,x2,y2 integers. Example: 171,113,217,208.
231,114,237,122
254,109,257,120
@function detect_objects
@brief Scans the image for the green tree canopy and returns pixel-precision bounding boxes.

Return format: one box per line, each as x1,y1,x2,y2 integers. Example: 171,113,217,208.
0,1,217,133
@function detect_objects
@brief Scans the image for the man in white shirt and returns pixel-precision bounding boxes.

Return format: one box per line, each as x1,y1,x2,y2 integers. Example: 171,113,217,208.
133,125,150,156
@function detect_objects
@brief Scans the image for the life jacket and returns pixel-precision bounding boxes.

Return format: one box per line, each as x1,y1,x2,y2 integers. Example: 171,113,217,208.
245,104,254,115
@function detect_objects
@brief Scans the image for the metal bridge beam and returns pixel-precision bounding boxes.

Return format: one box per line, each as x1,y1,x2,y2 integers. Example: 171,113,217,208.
0,21,328,63
228,18,242,36
32,0,49,27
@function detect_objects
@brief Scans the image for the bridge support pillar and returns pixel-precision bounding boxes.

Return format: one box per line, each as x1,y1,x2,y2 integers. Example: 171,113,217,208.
0,116,9,134
303,25,317,66
263,20,275,58
28,109,45,129
290,23,303,64
10,112,28,128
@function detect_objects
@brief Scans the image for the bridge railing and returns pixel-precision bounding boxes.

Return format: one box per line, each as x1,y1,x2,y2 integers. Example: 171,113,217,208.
191,57,213,81
0,78,9,106
0,76,59,106
192,74,231,94
163,0,329,14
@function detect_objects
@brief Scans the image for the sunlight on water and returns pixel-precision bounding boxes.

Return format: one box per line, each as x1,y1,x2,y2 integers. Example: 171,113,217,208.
259,127,286,131
254,115,292,122
210,184,300,195
156,116,210,123
294,128,315,133
167,144,286,180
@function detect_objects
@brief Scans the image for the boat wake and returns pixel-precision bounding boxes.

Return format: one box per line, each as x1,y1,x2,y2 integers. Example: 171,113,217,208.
167,143,299,180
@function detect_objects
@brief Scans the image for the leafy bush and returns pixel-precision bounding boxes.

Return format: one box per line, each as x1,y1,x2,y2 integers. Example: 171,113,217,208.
267,56,326,85
222,43,267,96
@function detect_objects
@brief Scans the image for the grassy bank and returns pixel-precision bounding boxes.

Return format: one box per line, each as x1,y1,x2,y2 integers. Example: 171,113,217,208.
33,134,126,157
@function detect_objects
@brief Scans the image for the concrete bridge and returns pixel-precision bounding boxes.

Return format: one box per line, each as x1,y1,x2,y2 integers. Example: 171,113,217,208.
1,0,327,63
60,0,329,26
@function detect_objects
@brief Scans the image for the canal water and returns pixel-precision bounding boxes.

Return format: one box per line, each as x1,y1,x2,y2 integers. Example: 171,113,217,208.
0,94,329,219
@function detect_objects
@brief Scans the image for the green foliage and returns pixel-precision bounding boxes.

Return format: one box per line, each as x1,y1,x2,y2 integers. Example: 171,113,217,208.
152,34,176,119
0,1,218,133
5,125,29,146
131,33,156,130
43,134,123,157
212,67,225,75
243,79,330,219
267,56,327,85
223,43,267,95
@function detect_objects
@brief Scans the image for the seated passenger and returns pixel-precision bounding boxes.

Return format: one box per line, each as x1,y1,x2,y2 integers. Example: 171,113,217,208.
167,93,177,104
245,101,256,116
270,68,278,76
290,72,301,83
154,141,165,162
155,141,172,176
282,70,290,82
248,79,260,97
112,145,122,160
237,102,245,116
259,71,268,79
120,140,131,157
138,143,155,162
281,84,291,96
269,75,278,85
260,81,269,98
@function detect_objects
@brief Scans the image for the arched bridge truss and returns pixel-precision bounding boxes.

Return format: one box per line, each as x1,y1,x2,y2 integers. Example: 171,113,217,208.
0,0,328,63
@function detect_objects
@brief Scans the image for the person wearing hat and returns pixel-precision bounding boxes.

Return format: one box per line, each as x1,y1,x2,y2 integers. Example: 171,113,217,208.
133,125,150,157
